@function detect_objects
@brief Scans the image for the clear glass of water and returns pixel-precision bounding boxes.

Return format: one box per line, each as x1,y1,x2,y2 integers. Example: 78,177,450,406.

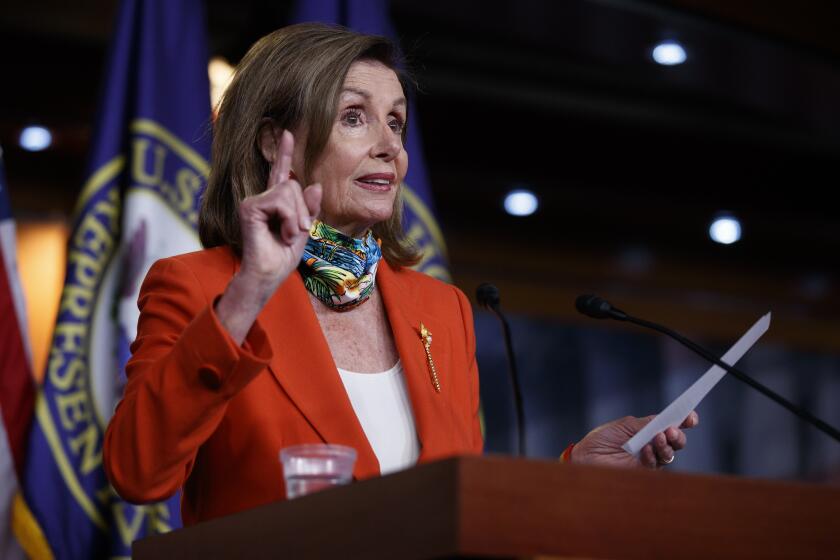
279,444,357,499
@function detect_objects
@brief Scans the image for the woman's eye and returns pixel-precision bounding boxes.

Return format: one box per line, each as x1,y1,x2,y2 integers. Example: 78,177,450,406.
341,109,363,126
389,118,405,133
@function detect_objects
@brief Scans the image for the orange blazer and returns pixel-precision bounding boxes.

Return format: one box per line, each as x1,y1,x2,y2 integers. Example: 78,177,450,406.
103,246,482,525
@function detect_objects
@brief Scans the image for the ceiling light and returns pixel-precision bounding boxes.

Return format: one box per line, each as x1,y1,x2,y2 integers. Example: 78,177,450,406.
709,215,741,245
19,126,52,152
652,41,687,66
503,189,538,217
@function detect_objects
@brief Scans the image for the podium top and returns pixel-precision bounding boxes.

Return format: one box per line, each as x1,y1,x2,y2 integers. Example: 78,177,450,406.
135,455,840,560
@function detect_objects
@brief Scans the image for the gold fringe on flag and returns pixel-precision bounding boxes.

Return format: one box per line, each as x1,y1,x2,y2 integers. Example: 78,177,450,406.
11,491,53,560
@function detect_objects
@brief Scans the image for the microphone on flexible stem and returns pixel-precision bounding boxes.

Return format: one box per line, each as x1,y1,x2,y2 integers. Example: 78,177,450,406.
477,283,526,456
575,294,840,444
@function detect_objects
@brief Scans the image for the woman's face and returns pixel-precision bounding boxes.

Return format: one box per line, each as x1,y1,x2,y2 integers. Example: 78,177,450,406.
294,60,408,238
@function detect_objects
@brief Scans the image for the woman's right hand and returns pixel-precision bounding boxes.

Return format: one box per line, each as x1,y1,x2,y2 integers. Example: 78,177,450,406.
216,129,322,345
238,129,322,294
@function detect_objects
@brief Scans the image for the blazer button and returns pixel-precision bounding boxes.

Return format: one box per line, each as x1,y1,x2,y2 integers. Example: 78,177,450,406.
198,366,222,390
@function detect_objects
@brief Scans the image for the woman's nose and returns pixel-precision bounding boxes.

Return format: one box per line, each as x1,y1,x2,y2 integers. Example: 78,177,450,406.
370,121,401,161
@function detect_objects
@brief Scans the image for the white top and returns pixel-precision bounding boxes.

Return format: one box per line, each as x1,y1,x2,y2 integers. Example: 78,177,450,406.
337,360,420,475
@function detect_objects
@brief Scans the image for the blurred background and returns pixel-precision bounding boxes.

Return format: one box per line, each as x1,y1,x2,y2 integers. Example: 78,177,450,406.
2,0,839,483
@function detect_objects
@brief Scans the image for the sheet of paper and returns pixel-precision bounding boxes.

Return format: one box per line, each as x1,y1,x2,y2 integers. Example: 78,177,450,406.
622,312,771,456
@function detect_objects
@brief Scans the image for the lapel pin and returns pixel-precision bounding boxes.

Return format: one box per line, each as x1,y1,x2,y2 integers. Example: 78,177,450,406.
419,322,441,393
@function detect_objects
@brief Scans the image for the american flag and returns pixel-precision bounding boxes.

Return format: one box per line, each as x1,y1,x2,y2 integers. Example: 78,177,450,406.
0,147,34,559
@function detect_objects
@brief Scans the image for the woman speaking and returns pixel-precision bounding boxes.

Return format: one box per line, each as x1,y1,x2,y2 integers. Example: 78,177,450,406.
103,23,697,525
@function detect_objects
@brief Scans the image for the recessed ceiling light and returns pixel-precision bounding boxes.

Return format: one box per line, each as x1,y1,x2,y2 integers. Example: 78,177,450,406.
503,189,539,217
19,126,52,152
709,215,741,245
652,41,687,66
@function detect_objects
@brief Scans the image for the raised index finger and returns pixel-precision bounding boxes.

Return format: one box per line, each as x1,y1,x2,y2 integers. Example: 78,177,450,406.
268,129,294,188
277,130,294,182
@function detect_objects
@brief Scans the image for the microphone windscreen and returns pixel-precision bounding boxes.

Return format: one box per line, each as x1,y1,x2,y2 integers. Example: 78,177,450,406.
575,294,612,319
476,283,500,309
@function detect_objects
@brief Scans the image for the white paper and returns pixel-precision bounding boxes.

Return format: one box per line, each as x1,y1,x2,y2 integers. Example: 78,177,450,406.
622,312,771,456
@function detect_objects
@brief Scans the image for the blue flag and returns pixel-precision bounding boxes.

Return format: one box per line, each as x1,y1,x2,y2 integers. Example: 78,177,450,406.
21,0,211,557
293,0,451,281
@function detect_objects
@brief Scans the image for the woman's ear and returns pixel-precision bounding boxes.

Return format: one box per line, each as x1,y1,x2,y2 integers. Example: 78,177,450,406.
258,119,279,164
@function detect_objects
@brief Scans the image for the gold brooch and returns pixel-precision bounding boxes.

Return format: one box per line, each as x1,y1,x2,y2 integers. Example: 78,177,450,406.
419,322,441,393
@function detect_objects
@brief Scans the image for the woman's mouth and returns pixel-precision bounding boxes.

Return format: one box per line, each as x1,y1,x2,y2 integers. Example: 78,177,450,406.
354,173,395,192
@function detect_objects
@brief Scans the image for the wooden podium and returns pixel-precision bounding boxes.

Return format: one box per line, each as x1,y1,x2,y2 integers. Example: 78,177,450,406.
134,455,840,559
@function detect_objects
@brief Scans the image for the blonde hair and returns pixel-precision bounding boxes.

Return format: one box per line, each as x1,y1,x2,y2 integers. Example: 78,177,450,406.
199,23,420,267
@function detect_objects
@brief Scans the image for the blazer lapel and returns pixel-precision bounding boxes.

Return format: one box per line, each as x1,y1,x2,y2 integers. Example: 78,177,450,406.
258,271,380,479
377,262,460,463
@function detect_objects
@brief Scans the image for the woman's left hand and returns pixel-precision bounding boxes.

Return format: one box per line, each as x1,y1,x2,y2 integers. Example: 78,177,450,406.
571,411,699,469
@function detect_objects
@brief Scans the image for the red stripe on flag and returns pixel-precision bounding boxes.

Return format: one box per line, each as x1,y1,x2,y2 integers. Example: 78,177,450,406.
0,243,35,478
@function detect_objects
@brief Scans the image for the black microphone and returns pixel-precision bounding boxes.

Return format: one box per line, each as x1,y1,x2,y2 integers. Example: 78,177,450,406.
575,294,627,320
575,294,840,444
477,283,526,456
